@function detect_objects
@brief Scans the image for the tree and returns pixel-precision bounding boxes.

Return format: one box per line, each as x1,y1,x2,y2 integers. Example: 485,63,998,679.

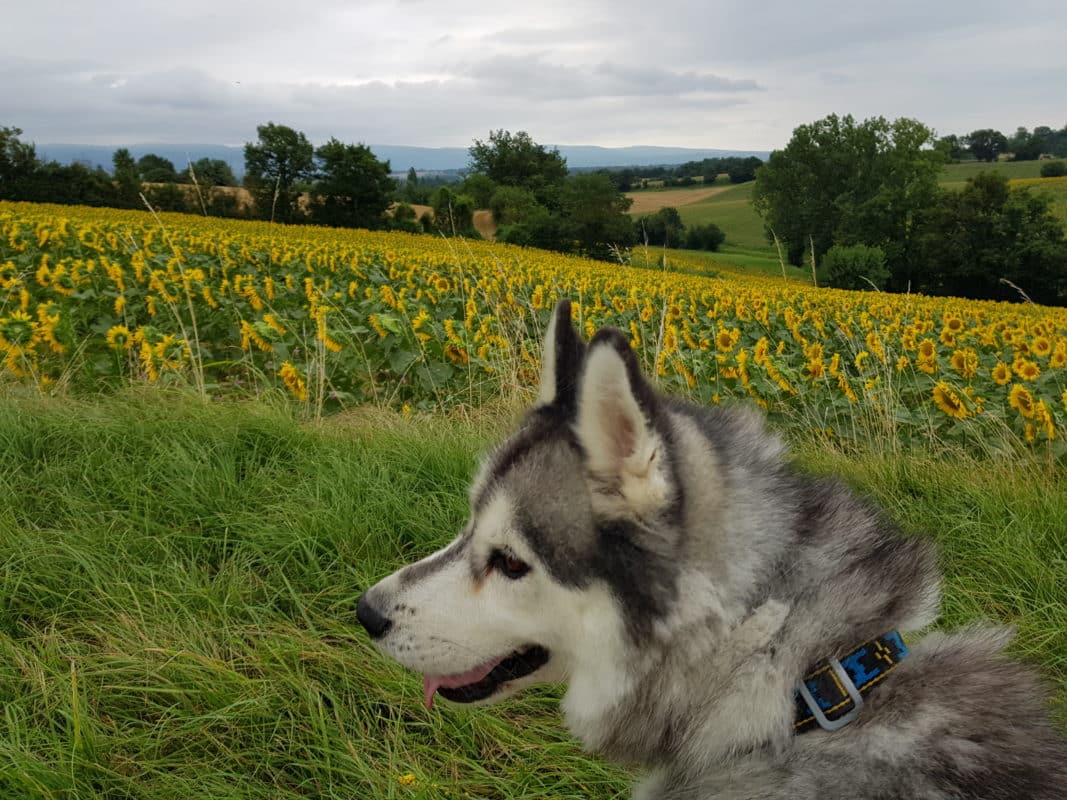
818,244,889,291
911,172,1067,305
186,158,237,187
468,130,568,208
243,122,315,222
557,173,634,260
390,202,420,233
489,185,539,226
112,148,142,208
429,187,478,237
1009,127,1043,161
143,182,190,213
683,223,726,252
937,134,965,161
964,129,1008,162
752,115,943,271
634,207,685,247
0,126,38,200
137,153,178,183
310,139,394,230
727,157,762,184
460,173,497,209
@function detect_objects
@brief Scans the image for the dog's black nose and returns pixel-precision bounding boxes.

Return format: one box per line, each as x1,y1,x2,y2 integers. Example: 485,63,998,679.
356,593,392,639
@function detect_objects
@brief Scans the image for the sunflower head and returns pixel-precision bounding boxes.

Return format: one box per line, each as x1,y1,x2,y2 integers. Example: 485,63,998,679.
0,311,36,348
105,325,133,350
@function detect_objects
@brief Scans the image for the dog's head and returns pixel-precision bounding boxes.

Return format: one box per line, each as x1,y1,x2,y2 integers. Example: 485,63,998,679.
357,301,685,709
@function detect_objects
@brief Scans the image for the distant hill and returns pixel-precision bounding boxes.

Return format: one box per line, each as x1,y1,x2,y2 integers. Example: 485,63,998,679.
37,142,768,177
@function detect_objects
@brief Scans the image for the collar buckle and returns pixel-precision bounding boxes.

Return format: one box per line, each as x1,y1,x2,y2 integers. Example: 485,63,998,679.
796,657,864,732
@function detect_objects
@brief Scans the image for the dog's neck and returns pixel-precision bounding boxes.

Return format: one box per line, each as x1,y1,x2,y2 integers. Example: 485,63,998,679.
560,508,940,768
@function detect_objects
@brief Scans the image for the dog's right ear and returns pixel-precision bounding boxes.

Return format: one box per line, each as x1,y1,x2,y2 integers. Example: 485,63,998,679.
536,299,585,413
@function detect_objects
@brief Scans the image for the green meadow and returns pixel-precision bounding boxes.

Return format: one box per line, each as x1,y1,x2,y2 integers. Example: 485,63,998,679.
630,161,1067,272
0,392,1063,798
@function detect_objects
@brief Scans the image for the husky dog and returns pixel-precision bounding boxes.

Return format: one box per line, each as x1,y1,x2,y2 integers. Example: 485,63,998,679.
358,301,1066,798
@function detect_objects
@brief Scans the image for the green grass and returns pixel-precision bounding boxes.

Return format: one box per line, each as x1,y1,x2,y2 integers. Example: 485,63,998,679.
674,182,768,250
0,393,1063,798
940,160,1048,186
628,160,1067,267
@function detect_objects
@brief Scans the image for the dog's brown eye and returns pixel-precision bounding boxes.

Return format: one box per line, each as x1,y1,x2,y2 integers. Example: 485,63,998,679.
490,550,530,580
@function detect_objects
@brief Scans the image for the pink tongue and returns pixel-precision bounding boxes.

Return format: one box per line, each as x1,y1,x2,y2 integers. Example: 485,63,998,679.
421,655,506,709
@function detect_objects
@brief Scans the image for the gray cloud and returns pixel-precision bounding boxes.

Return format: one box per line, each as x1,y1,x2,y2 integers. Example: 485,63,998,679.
2,0,1065,151
458,54,760,99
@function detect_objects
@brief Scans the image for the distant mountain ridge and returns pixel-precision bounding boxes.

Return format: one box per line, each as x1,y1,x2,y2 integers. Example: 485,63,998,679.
36,142,768,177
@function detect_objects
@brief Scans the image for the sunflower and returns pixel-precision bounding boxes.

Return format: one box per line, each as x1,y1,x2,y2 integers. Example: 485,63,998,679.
932,382,970,420
1012,358,1040,382
950,349,977,379
0,311,37,349
278,361,308,402
1008,384,1036,419
105,324,133,350
1031,337,1052,358
990,361,1012,386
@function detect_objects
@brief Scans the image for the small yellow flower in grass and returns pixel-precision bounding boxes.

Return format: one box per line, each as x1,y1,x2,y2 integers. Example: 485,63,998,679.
854,351,870,372
397,773,416,787
895,355,910,372
932,382,970,420
402,403,413,418
1008,384,1036,419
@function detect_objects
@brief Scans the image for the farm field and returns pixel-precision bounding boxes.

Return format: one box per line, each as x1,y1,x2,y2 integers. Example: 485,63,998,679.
2,201,1066,454
626,185,730,215
0,200,1064,797
628,161,1067,264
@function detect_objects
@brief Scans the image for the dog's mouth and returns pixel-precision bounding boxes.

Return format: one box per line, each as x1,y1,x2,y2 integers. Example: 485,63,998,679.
421,645,550,708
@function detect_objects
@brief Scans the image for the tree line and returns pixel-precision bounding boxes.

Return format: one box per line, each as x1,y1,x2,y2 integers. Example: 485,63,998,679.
596,156,764,191
0,124,654,262
939,124,1067,163
753,115,1067,305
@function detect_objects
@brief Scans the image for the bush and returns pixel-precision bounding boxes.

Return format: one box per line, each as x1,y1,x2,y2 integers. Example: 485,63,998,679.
634,207,685,247
683,223,726,252
818,244,889,291
143,183,190,214
489,186,539,225
1040,161,1067,178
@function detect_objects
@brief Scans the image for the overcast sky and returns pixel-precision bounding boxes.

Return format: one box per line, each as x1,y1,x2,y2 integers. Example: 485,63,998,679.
4,0,1065,151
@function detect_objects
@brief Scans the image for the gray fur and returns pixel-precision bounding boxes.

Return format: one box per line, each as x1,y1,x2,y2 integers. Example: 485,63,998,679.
361,303,1067,799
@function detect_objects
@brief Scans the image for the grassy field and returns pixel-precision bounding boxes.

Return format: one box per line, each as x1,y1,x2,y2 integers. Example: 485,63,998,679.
0,392,1063,798
941,160,1050,185
624,160,1067,271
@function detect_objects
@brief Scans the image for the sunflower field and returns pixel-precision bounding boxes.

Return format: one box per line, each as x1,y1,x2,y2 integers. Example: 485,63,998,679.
1,200,1066,452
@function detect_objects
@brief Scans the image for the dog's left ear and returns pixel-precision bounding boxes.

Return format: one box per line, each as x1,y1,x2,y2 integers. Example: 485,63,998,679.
574,328,669,512
536,299,585,413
